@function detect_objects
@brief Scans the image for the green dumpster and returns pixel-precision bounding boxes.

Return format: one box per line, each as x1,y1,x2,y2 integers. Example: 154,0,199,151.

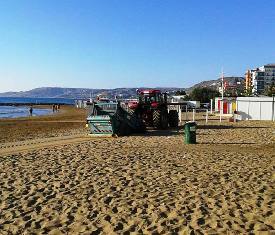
184,121,197,144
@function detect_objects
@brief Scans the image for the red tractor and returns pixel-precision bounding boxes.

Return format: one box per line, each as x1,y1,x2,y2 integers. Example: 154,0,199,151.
128,89,178,129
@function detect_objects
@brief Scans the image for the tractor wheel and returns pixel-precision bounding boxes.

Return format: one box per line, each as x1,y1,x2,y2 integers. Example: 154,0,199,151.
153,109,168,129
136,120,146,133
168,110,179,128
153,110,161,128
128,108,135,115
160,110,168,129
117,121,130,136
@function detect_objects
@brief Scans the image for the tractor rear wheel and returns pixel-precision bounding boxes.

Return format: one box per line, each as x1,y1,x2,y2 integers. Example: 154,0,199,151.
168,110,179,127
153,109,168,129
153,110,161,128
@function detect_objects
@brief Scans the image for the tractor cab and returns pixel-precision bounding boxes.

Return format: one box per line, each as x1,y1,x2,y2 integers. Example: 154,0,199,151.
137,89,167,108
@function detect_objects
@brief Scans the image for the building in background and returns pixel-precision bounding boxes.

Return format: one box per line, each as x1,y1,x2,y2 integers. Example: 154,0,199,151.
245,70,252,94
250,69,265,95
246,64,275,95
218,77,244,96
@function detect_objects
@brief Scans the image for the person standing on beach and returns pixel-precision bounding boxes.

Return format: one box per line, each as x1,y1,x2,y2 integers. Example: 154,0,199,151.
52,104,55,113
29,106,33,116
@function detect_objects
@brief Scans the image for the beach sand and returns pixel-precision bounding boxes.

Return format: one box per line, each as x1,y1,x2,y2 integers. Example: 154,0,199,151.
0,105,88,143
0,109,274,234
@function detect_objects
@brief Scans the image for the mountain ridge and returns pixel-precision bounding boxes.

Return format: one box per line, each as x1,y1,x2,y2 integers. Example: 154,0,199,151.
0,87,184,99
0,77,244,99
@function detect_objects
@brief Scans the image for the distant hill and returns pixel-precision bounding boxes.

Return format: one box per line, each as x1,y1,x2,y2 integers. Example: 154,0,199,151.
0,77,244,98
186,77,244,92
0,87,184,99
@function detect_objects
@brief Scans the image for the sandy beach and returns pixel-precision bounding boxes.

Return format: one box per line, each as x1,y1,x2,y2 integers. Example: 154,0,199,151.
0,105,87,143
0,108,274,234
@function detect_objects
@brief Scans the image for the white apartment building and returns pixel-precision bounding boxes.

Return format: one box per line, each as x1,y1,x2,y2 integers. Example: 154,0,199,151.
250,64,275,95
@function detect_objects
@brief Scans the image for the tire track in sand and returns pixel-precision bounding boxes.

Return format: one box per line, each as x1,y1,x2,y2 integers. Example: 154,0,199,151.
0,135,94,156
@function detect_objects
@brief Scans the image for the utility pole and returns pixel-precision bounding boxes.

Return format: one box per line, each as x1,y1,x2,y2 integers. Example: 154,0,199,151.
221,68,224,100
220,68,224,122
272,94,275,122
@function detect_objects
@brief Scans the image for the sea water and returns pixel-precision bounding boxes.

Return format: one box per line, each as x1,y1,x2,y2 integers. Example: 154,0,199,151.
0,97,75,119
0,97,74,105
0,106,52,118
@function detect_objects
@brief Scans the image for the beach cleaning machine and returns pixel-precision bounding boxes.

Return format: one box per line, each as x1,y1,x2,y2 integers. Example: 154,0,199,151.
86,102,145,137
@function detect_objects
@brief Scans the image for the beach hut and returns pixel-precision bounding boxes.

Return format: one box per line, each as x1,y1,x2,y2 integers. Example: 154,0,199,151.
215,97,236,114
235,96,275,121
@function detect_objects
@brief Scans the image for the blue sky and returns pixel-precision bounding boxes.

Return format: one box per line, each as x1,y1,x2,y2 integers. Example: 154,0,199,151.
0,0,274,92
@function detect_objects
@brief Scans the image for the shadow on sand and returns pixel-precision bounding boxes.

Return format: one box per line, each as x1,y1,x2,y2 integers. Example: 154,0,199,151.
131,123,271,137
132,128,182,137
198,142,257,145
198,125,270,130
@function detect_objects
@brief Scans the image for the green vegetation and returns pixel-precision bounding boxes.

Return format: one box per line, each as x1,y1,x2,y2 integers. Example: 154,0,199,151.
189,87,220,103
224,87,245,97
265,83,275,97
245,86,254,97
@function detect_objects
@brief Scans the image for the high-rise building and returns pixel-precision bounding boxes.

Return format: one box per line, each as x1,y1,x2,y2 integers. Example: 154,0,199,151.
245,70,252,92
248,64,275,95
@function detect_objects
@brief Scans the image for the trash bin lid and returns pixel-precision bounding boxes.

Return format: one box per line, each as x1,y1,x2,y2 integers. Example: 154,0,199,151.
184,121,197,126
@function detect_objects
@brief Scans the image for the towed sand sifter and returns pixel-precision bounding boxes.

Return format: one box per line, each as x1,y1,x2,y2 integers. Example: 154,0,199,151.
86,102,145,137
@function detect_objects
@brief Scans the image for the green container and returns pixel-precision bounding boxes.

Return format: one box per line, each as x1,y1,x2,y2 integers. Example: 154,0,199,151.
184,121,197,144
87,115,114,136
86,102,145,137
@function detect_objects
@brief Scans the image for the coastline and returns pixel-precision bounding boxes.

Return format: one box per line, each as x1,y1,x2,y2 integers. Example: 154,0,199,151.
0,105,54,119
0,105,87,143
0,96,76,119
